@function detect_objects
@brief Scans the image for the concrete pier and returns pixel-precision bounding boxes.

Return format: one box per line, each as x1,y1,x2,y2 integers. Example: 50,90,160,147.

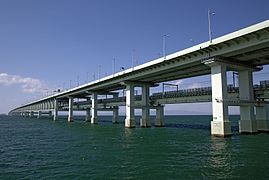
68,97,74,122
112,106,119,124
155,105,165,127
54,99,58,121
37,111,42,119
91,93,98,124
209,63,232,137
238,70,257,134
85,108,91,122
125,84,135,128
140,85,151,127
29,111,34,118
256,104,269,132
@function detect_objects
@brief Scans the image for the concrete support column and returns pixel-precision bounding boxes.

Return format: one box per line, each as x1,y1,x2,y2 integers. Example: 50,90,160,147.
210,64,231,137
140,85,151,127
53,99,58,121
68,97,74,122
238,70,257,133
85,108,91,122
256,104,269,132
125,84,135,128
91,93,98,124
155,105,165,127
29,111,34,118
37,111,42,119
112,106,119,124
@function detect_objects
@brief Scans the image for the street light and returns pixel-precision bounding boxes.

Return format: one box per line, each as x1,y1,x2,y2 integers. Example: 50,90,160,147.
163,34,169,60
208,9,215,43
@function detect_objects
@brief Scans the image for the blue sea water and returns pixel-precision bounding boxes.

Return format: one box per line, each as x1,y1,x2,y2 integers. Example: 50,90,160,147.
0,115,269,179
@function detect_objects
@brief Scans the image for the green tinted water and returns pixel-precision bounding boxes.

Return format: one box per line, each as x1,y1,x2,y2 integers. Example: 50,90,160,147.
0,115,269,179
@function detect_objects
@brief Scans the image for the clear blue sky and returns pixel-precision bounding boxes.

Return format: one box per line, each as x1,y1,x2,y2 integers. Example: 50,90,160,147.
1,0,269,114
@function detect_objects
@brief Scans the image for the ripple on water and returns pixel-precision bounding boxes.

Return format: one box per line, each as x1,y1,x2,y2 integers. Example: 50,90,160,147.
1,115,269,179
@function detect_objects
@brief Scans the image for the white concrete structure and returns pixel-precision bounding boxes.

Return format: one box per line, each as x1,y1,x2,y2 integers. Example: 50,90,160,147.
155,106,165,127
91,93,98,124
37,111,42,119
54,99,58,121
239,70,257,133
140,85,151,127
205,61,231,136
68,97,74,122
125,84,135,128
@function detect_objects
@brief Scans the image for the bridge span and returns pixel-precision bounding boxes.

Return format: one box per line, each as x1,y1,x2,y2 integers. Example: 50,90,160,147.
9,20,269,137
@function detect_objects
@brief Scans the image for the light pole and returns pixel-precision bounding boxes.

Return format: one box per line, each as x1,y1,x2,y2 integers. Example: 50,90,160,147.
208,9,215,43
163,34,169,60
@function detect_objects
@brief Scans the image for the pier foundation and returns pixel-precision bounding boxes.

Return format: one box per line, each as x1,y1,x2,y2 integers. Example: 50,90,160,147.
37,111,42,119
85,108,91,122
29,111,34,118
238,70,257,134
155,105,165,127
53,99,58,121
112,106,119,124
256,104,269,132
209,63,232,137
125,84,136,128
68,97,74,122
91,93,98,124
140,85,151,127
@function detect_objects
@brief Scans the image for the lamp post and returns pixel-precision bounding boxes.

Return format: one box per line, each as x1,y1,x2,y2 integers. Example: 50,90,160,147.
208,9,215,43
163,34,169,59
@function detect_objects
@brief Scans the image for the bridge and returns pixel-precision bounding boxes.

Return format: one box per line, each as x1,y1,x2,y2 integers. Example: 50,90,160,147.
9,20,269,137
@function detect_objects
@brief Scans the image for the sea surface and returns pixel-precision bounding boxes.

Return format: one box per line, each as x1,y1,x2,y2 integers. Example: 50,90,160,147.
0,115,269,179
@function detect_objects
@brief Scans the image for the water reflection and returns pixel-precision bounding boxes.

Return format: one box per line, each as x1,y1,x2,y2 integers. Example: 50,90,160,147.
203,137,233,178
